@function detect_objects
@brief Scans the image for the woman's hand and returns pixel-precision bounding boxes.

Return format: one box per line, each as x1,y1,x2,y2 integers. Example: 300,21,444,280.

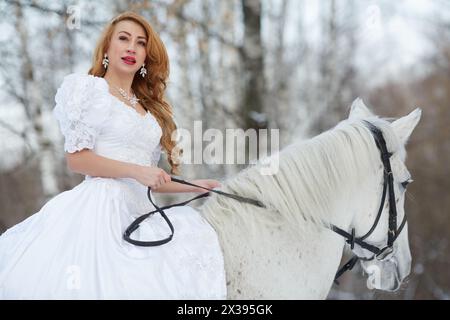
190,179,222,193
131,165,171,189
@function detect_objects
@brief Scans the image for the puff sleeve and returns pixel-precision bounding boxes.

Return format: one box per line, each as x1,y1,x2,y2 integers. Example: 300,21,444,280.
52,73,110,153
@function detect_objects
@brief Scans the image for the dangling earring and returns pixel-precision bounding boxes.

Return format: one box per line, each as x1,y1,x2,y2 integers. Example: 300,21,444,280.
140,63,147,78
102,53,109,69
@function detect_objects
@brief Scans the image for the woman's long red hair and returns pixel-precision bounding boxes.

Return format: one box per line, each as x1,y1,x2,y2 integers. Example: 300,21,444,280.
88,11,182,174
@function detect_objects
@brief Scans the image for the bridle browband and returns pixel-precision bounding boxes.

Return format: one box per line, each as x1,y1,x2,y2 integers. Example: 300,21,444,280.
123,121,407,285
332,120,408,284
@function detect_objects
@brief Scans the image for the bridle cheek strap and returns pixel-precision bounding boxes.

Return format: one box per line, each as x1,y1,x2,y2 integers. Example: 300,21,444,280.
333,121,408,284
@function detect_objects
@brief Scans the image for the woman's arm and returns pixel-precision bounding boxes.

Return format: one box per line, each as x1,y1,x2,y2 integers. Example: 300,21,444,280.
66,149,220,192
152,179,222,193
151,181,199,193
66,149,170,189
66,149,138,179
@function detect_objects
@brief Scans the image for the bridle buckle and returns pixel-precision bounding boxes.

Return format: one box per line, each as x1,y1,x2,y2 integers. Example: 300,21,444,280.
376,246,394,261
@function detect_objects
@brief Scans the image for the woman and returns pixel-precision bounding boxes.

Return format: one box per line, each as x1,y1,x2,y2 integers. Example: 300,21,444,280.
0,11,227,299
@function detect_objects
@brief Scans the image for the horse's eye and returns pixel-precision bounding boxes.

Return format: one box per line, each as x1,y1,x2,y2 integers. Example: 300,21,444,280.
401,178,413,189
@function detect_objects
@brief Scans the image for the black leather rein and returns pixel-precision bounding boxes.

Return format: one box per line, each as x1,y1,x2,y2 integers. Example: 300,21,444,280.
123,177,266,247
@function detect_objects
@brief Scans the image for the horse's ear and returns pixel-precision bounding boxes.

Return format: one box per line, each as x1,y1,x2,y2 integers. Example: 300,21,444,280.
391,108,422,146
348,98,374,120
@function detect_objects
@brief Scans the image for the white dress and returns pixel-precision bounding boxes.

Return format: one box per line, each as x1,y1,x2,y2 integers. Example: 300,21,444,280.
0,73,227,299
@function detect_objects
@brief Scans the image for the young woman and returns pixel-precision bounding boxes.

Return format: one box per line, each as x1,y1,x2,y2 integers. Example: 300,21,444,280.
0,11,226,299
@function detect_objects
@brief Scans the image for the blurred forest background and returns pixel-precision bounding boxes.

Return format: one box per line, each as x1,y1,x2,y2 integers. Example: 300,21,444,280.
0,0,448,299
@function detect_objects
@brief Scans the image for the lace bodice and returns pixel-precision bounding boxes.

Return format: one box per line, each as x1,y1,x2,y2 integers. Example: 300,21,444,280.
53,73,163,167
53,73,164,213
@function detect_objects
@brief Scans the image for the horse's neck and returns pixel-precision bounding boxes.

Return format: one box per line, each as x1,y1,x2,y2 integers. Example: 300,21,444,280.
202,139,372,298
212,178,360,299
290,151,379,298
290,185,357,298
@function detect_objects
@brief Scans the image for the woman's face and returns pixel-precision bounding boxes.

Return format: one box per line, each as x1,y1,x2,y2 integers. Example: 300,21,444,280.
106,20,147,76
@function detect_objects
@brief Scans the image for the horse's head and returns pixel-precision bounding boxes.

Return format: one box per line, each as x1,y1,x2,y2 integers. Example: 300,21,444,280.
345,98,421,292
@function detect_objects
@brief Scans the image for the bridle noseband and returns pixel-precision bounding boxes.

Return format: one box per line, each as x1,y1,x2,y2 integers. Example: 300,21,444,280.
332,120,408,284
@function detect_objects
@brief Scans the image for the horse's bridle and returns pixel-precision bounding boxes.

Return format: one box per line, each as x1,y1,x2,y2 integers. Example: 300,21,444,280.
332,120,409,284
122,120,409,285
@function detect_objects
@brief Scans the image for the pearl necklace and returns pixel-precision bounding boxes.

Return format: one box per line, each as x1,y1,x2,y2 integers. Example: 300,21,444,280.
114,86,139,109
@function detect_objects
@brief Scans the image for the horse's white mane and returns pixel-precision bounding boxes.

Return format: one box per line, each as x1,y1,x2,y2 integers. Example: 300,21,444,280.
201,115,405,237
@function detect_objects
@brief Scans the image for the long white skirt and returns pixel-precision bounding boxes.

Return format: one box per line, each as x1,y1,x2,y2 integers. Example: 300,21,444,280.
0,177,227,299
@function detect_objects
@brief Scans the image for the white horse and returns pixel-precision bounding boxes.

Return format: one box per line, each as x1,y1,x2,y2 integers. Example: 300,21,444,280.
199,98,422,299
